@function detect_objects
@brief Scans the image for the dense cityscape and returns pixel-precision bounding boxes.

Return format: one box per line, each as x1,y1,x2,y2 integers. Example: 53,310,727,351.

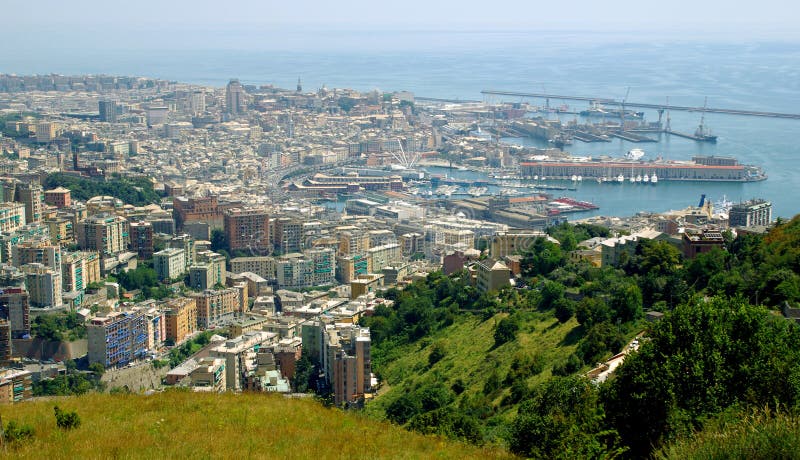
0,71,794,457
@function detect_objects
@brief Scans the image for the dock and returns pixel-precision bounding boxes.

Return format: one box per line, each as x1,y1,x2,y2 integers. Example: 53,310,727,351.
481,90,800,120
665,130,717,143
572,130,611,142
609,131,657,143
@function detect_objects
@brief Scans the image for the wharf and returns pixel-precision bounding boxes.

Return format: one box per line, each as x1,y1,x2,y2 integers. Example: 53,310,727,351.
609,131,657,143
665,130,717,143
572,130,612,142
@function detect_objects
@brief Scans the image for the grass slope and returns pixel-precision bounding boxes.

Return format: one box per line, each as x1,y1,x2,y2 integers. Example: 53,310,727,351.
657,409,800,460
0,391,512,459
366,310,598,443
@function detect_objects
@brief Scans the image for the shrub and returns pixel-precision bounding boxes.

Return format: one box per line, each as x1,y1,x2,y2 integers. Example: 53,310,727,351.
493,317,519,347
3,420,34,444
428,341,447,367
54,406,81,430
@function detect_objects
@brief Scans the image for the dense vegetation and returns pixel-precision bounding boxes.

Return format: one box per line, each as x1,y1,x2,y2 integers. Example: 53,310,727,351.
0,392,512,459
43,172,160,206
115,264,175,300
362,215,800,458
31,311,86,341
166,331,215,367
33,371,105,396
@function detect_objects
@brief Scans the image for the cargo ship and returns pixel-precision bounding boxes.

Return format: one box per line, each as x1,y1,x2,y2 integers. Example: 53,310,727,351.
519,155,766,182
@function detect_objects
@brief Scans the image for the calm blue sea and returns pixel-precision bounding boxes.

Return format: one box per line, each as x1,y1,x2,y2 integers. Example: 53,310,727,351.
2,30,799,218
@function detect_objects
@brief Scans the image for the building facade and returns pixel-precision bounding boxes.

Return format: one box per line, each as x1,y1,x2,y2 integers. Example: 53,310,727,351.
224,207,270,253
87,308,149,368
163,297,198,344
76,213,130,256
729,199,772,228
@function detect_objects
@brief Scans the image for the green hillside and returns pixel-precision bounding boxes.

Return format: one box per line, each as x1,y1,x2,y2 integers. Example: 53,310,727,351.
364,310,621,444
0,391,513,459
359,217,800,458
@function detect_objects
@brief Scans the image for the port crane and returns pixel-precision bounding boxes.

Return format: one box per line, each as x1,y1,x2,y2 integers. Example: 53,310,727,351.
620,87,631,130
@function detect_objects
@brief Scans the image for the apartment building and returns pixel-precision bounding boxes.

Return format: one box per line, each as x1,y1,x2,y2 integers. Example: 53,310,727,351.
0,202,25,233
129,221,154,259
154,248,187,281
225,207,270,253
61,251,100,293
76,213,129,256
22,263,62,308
0,288,30,338
87,308,149,368
230,256,276,280
191,288,241,328
163,297,198,344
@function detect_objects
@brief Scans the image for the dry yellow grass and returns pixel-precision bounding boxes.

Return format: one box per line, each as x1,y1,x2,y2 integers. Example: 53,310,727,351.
0,391,515,459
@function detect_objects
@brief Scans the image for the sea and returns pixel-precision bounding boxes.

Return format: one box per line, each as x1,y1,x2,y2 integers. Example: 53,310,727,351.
3,30,799,219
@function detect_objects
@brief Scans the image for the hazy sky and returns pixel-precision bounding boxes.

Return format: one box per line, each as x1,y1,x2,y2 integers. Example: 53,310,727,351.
4,0,796,35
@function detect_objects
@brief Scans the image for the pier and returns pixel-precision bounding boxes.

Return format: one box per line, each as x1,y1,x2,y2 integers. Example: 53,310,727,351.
609,131,657,143
665,130,717,142
481,90,800,120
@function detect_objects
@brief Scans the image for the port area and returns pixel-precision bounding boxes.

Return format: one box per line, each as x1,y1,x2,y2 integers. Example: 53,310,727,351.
664,129,717,142
609,131,658,143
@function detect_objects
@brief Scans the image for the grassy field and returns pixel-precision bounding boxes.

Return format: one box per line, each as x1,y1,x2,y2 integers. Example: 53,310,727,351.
0,391,514,459
657,408,800,460
365,310,592,441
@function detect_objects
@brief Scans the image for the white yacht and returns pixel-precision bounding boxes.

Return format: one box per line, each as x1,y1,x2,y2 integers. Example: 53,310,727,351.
643,174,650,183
650,173,658,184
626,148,645,160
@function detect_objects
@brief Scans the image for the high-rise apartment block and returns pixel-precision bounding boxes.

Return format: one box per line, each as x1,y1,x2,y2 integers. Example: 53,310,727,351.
225,79,247,115
15,182,44,224
173,196,223,230
272,217,302,254
230,256,277,280
44,187,71,208
76,213,129,256
129,221,154,259
225,207,270,253
191,288,241,328
163,297,197,344
0,202,25,234
35,121,59,143
61,251,101,292
303,321,372,406
153,248,187,281
98,100,118,122
87,308,149,368
21,263,62,308
0,288,30,338
729,199,772,228
11,241,61,271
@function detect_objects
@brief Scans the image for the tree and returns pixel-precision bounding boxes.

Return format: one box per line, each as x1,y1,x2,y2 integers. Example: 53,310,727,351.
510,376,618,459
428,341,447,367
554,298,576,323
539,280,565,310
386,393,421,425
210,229,228,252
609,282,643,322
494,317,519,347
602,296,800,458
